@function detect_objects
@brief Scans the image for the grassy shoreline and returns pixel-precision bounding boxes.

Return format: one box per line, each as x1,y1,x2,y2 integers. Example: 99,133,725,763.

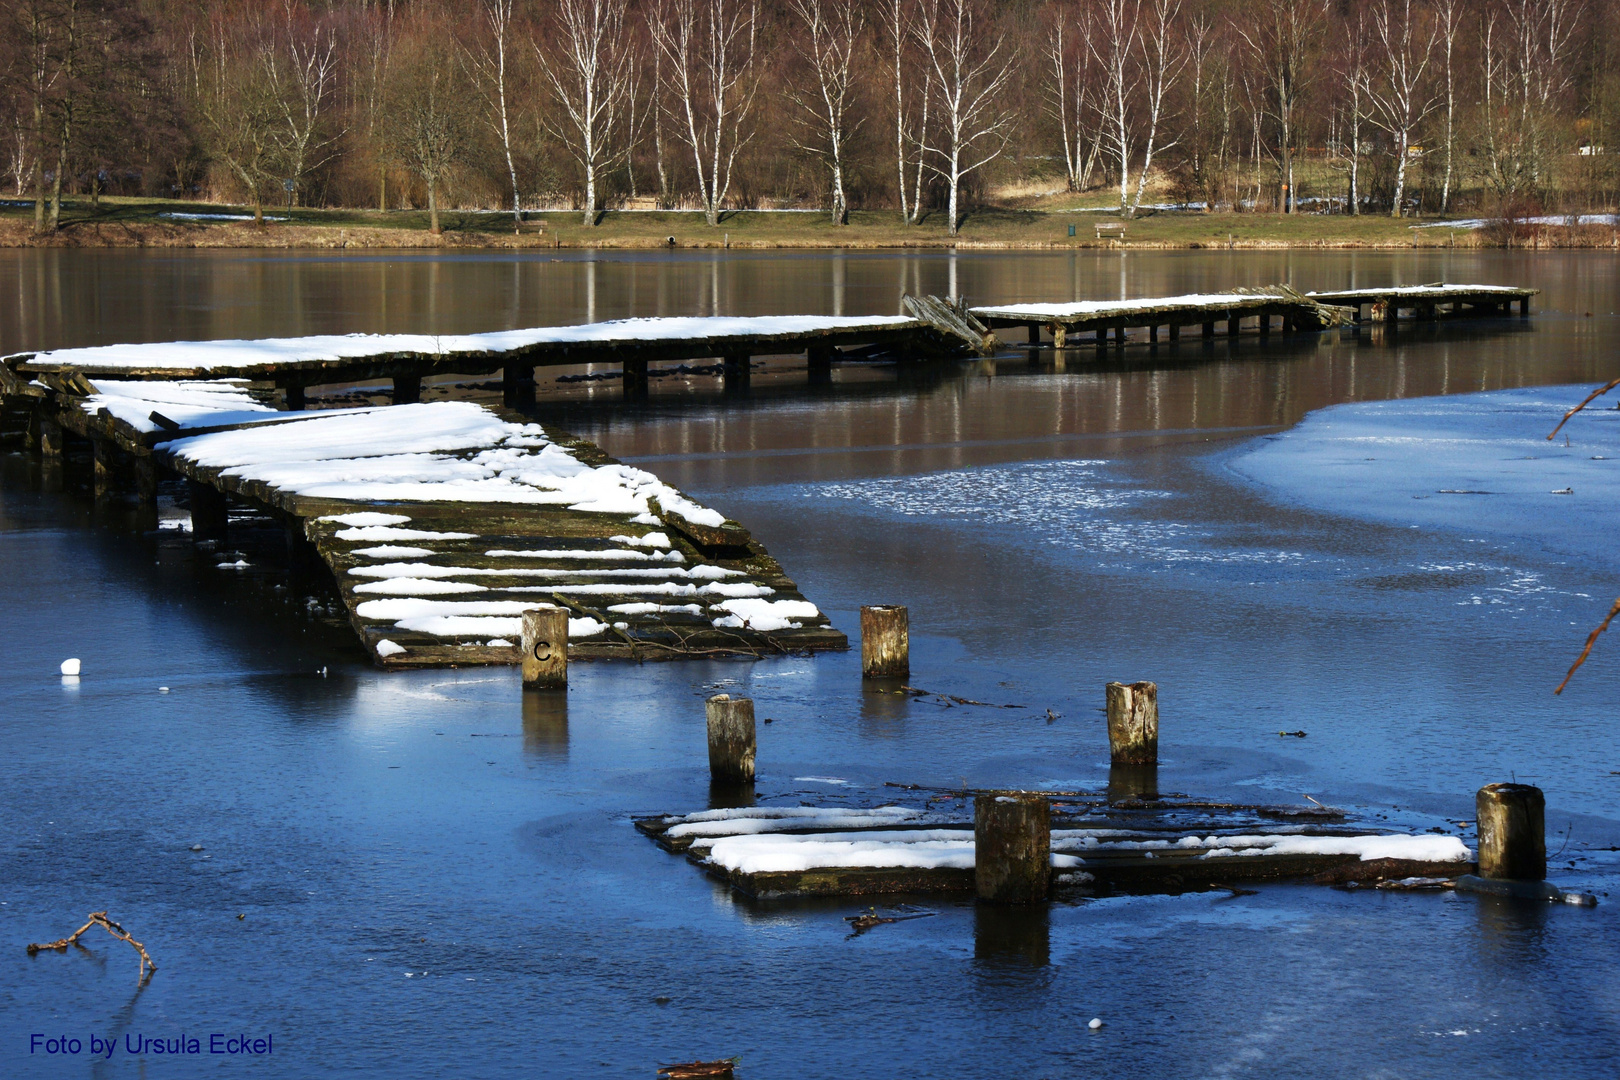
3,197,1616,250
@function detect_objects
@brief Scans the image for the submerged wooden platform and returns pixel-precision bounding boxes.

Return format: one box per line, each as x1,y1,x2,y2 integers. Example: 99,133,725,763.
0,372,845,667
635,794,1476,901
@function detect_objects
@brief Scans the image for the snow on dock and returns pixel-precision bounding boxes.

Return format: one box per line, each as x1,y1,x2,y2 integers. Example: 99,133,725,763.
635,799,1474,899
10,315,919,376
972,283,1533,348
11,373,844,666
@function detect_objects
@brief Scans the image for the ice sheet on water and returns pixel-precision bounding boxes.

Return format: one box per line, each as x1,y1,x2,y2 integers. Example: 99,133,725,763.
1229,386,1620,572
801,460,1305,568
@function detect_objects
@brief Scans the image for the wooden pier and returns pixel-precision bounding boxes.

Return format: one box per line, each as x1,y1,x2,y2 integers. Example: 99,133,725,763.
4,313,971,407
973,282,1536,349
0,370,844,667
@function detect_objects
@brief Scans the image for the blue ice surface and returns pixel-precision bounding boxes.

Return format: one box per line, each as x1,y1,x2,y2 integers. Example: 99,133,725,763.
1227,383,1620,570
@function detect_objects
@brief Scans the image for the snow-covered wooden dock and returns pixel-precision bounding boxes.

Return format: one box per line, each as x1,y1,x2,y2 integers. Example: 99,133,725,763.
2,372,844,667
5,313,959,406
972,282,1535,348
636,797,1475,900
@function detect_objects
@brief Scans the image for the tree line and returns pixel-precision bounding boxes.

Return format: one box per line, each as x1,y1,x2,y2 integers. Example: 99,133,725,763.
3,0,1616,235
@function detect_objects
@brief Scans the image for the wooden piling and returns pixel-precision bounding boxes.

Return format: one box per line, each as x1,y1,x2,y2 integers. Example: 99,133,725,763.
974,792,1050,904
1258,312,1271,336
1202,320,1215,338
502,364,535,405
622,358,649,398
393,374,421,405
284,384,306,411
1027,324,1040,345
723,353,750,391
93,438,114,500
520,607,569,689
1149,324,1159,343
1168,322,1180,341
1051,325,1067,349
187,479,228,540
135,456,158,504
706,694,756,784
1227,316,1240,336
807,345,833,385
860,605,909,678
1106,680,1158,765
1476,783,1545,881
39,415,63,459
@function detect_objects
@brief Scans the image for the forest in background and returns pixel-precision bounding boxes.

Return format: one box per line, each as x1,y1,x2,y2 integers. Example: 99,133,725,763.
3,0,1617,237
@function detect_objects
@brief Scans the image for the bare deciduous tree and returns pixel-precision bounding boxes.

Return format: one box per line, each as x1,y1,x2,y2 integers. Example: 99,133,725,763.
1364,0,1439,217
1236,0,1325,213
462,0,523,230
261,7,343,208
884,0,928,225
1090,0,1139,213
388,46,465,235
538,0,635,226
914,0,1015,236
1127,0,1186,215
786,0,862,225
650,0,759,226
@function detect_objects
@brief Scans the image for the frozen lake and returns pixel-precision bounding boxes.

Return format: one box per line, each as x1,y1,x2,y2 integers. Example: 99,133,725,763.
2,249,1618,1077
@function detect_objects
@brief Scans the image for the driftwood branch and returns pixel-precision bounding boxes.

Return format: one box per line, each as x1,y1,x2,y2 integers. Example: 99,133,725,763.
28,912,156,983
1555,595,1620,694
658,1058,739,1079
1546,376,1620,441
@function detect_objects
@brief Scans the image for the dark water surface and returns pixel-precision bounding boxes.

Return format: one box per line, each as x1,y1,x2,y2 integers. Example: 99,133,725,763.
2,249,1618,1078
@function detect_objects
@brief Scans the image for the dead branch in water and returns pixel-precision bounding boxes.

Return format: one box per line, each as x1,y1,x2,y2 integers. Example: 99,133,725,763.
1546,377,1620,441
658,1058,738,1079
1556,595,1620,694
28,911,156,983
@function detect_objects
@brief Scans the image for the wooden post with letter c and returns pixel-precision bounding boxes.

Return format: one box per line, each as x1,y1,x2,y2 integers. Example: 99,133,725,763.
521,608,568,689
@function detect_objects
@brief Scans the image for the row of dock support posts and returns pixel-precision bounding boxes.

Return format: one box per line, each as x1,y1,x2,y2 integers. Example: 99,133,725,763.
516,594,1574,907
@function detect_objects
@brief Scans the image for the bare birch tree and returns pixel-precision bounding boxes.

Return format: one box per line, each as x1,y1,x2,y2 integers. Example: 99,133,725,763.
915,0,1015,236
1333,7,1371,215
786,0,862,225
1436,0,1459,211
1046,4,1101,193
462,0,522,230
1364,0,1439,217
1479,0,1580,198
1090,0,1139,212
1235,0,1325,213
539,0,636,226
1127,0,1186,215
884,0,928,224
650,0,759,227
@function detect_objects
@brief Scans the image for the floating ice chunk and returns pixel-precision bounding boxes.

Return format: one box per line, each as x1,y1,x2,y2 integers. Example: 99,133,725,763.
59,658,81,676
1088,1018,1104,1031
375,640,406,657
